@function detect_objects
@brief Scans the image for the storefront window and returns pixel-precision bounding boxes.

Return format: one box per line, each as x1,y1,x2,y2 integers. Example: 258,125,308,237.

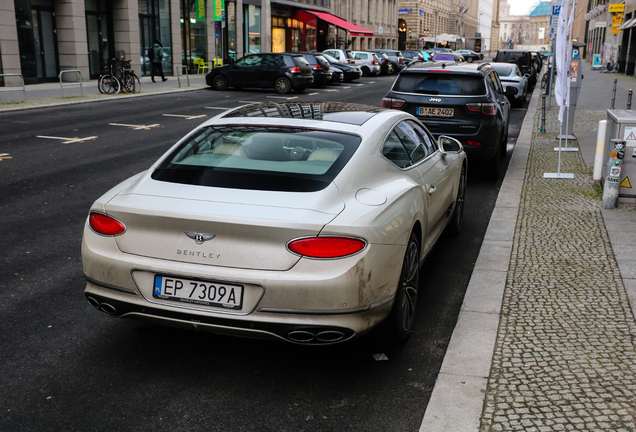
179,0,206,73
244,5,261,54
227,1,236,61
140,0,172,76
272,17,286,53
305,21,316,52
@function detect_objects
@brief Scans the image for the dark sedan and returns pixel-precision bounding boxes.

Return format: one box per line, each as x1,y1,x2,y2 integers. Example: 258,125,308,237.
322,53,363,82
455,50,483,63
205,53,314,94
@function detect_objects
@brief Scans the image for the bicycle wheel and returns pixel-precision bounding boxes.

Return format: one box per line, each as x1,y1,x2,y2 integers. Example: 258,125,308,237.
122,74,135,93
130,74,141,93
99,74,121,95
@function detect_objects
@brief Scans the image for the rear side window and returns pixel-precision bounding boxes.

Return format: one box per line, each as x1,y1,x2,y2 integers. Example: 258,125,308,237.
263,54,285,66
393,73,487,95
152,126,361,192
355,53,368,59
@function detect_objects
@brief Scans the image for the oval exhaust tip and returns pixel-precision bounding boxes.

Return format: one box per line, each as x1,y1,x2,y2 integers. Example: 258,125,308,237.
287,331,315,343
99,303,117,315
86,296,100,309
316,331,345,343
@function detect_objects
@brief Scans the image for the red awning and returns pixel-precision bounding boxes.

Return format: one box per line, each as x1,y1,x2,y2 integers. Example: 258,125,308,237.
305,11,374,37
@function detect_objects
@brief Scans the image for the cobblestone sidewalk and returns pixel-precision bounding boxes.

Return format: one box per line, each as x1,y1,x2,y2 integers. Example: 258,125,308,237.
479,101,636,430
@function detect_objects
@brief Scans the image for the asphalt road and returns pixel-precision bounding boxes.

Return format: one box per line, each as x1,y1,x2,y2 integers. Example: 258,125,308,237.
0,75,533,432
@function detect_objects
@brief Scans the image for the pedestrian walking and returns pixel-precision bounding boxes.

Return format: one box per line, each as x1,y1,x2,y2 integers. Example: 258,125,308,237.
150,39,167,83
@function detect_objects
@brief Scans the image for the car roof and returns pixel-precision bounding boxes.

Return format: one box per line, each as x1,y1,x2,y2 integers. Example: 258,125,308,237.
400,61,493,76
220,102,388,126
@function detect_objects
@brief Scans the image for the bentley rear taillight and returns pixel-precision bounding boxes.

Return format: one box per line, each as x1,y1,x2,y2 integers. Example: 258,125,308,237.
89,212,126,236
287,237,366,259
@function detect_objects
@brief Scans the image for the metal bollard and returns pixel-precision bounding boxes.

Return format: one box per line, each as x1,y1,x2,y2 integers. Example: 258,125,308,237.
602,139,626,209
611,79,617,109
540,92,546,132
628,89,633,110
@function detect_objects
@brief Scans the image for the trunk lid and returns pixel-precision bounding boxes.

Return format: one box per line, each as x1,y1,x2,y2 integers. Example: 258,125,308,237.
105,178,345,271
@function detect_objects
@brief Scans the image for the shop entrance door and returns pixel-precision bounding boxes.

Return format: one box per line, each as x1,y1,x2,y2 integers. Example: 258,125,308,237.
31,6,59,82
86,11,112,79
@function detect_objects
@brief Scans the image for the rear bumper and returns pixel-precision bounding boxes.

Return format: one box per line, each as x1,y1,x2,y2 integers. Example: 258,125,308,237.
82,230,404,344
291,75,314,88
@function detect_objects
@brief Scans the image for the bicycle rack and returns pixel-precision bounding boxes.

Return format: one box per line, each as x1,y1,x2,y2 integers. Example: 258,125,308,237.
59,70,83,98
175,65,190,88
0,74,26,103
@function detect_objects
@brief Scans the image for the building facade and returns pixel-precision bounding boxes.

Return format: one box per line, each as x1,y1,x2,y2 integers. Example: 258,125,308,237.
0,0,397,86
498,0,549,50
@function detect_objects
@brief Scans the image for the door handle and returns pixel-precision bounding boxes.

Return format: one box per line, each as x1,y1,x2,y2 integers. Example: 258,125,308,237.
428,185,437,195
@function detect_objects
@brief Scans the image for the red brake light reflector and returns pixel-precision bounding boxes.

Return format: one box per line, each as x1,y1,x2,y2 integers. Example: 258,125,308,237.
466,141,482,146
313,65,323,70
381,98,406,109
288,237,366,259
89,212,126,236
290,67,301,73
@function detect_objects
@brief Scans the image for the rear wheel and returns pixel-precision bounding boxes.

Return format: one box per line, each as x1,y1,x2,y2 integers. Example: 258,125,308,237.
275,77,292,94
467,57,474,63
445,165,466,237
487,150,502,181
99,75,120,95
212,74,229,91
385,231,420,343
361,66,370,76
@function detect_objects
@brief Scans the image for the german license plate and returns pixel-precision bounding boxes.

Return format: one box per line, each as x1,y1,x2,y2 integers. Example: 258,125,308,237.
417,107,454,117
153,275,243,309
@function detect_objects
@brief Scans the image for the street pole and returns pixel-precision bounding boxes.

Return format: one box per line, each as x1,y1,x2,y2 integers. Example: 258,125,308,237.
435,10,438,48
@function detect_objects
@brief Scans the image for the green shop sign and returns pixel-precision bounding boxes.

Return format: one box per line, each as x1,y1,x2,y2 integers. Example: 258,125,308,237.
196,0,205,21
213,0,224,21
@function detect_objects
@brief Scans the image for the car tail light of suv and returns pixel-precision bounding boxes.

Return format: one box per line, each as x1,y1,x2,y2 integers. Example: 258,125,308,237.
466,102,497,116
381,98,406,109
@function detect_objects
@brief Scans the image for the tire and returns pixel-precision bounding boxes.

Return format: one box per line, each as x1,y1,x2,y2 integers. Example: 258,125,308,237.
122,74,140,93
361,66,370,77
385,231,420,344
391,63,399,74
275,77,292,94
445,164,466,237
99,75,120,95
97,75,106,94
212,74,229,91
501,128,509,157
487,150,501,181
467,57,474,63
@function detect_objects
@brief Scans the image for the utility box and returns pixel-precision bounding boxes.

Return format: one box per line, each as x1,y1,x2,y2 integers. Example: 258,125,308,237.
604,109,636,200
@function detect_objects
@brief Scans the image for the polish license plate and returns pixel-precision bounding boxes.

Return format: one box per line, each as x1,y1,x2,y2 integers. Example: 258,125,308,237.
417,107,454,117
153,275,243,309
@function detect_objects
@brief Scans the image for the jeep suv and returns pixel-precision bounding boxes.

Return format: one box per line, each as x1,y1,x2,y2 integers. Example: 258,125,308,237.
494,49,537,89
381,62,515,180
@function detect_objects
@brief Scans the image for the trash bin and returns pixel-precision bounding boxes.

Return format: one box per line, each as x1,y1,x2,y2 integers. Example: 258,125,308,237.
604,109,636,201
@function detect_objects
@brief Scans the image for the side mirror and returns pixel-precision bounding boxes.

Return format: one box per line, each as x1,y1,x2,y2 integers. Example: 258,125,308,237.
505,86,518,97
438,136,463,155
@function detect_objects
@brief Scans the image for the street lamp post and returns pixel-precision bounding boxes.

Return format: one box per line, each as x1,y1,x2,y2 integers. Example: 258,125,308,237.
434,10,438,48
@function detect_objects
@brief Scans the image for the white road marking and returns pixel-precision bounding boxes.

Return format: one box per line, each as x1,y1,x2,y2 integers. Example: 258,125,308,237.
306,93,319,96
205,106,230,110
267,96,299,100
162,114,207,120
0,153,12,161
238,100,262,104
109,123,160,130
37,135,98,144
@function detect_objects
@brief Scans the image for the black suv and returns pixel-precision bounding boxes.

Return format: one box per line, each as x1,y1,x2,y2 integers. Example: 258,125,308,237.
206,53,313,94
494,50,536,89
381,61,515,179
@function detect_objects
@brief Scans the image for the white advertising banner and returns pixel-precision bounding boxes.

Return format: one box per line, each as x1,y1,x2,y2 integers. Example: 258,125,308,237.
554,0,576,123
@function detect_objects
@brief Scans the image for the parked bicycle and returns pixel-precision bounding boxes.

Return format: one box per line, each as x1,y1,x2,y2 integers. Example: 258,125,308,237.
98,59,141,95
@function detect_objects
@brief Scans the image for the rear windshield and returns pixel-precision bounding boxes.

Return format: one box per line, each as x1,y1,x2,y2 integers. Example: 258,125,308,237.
394,73,486,95
152,126,361,192
493,65,513,76
497,52,529,64
315,55,330,69
293,56,310,67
